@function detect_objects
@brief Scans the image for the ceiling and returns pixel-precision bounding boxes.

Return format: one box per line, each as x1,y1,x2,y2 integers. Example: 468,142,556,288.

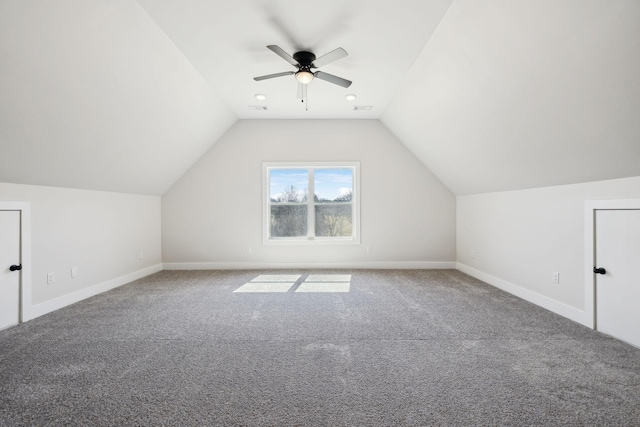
1,0,639,196
136,0,453,119
382,0,640,194
0,0,237,195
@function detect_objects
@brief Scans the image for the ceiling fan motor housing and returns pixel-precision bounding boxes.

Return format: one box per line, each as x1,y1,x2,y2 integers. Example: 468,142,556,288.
293,51,316,67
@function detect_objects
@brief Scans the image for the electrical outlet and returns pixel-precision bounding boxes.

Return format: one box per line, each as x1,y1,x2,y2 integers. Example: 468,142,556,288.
139,251,144,260
71,267,78,278
47,272,55,285
366,246,372,254
552,272,559,284
471,250,476,258
246,247,252,254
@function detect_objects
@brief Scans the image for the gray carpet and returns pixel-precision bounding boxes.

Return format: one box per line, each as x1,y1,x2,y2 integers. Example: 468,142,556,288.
1,269,639,426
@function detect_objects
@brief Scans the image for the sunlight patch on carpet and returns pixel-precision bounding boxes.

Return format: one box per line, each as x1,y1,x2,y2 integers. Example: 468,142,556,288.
233,282,295,293
250,274,301,282
234,274,351,293
305,274,351,282
234,274,301,292
296,274,351,292
295,282,350,293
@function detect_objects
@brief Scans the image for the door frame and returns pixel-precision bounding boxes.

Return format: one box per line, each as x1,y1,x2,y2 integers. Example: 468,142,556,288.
0,201,32,323
584,198,640,329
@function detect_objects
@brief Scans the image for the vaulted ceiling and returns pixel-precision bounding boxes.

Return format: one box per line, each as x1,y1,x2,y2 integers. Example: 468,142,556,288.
382,0,640,194
1,0,638,196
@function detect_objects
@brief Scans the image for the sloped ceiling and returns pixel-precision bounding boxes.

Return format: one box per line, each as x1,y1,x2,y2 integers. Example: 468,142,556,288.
1,0,639,196
0,0,236,195
136,0,453,119
382,0,640,195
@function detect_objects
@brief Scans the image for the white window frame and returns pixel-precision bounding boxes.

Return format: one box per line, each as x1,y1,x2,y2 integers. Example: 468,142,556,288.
263,162,360,245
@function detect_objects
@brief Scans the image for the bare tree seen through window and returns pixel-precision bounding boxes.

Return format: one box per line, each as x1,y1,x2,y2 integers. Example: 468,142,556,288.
315,189,352,237
270,185,308,237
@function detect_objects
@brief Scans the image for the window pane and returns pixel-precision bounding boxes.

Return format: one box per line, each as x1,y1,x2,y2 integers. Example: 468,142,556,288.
271,205,307,237
270,169,308,202
315,205,352,237
314,169,353,203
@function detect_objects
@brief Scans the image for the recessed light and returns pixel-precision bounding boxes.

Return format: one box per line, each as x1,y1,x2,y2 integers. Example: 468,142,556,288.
255,94,267,101
345,94,357,101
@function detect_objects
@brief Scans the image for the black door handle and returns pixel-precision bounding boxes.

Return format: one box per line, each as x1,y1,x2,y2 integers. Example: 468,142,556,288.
9,264,22,271
593,267,606,275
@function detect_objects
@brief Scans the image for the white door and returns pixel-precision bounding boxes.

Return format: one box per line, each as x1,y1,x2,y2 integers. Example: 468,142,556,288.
0,210,21,330
595,209,640,348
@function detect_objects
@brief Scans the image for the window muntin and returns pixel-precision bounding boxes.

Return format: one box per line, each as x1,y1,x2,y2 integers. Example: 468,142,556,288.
264,163,359,244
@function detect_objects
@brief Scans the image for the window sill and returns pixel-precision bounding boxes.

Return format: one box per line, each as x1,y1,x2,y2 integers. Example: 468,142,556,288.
264,237,360,246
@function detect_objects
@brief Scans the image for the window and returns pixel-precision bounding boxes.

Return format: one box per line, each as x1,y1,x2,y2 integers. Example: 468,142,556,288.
263,162,360,244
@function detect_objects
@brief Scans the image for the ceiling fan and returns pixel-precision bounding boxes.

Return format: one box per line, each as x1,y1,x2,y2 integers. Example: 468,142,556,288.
254,45,352,100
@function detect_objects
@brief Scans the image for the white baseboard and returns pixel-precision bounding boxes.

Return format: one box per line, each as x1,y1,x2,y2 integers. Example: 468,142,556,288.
456,263,587,326
28,264,163,320
163,261,457,270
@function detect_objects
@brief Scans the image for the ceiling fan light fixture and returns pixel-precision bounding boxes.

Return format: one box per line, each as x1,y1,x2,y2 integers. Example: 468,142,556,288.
345,94,357,101
295,70,314,84
255,94,267,101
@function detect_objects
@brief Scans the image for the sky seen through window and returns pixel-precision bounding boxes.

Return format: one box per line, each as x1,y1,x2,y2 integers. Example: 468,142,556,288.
270,168,353,201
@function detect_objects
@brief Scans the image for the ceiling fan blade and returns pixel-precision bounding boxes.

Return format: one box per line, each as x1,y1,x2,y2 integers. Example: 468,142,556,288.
312,47,348,68
253,71,295,81
314,71,352,88
267,45,299,67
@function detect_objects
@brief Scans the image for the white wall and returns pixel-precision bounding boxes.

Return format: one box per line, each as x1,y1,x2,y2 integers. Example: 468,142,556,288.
456,176,640,324
0,182,161,317
162,120,456,268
